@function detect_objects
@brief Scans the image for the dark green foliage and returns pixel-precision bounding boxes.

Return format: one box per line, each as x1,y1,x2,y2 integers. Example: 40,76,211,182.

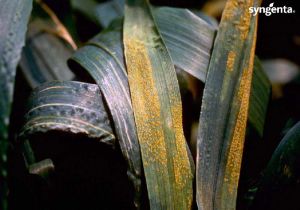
1,0,298,209
0,0,33,208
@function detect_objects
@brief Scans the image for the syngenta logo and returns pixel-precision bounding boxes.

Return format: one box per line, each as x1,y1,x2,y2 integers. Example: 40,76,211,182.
249,3,296,16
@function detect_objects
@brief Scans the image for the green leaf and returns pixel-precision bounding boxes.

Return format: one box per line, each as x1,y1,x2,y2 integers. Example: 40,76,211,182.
94,0,125,28
123,0,194,209
196,0,260,209
0,0,33,208
71,0,125,28
20,81,115,146
73,3,270,136
20,19,75,88
69,20,143,207
248,57,271,137
71,0,100,26
251,121,300,210
69,5,271,208
153,7,216,82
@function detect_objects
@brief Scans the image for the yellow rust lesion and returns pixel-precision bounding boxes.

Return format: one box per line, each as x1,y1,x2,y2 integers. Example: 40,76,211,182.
238,3,253,40
124,37,193,209
222,14,258,196
221,0,255,40
171,103,194,208
224,66,252,195
226,51,236,72
124,37,168,168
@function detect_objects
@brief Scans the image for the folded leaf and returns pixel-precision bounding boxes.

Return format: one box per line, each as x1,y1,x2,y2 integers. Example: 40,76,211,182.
69,6,271,208
0,0,33,208
20,81,115,147
69,20,143,208
196,0,260,209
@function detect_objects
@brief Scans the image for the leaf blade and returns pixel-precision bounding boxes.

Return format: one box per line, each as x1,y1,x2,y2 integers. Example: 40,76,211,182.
0,0,33,208
196,0,260,209
123,1,193,209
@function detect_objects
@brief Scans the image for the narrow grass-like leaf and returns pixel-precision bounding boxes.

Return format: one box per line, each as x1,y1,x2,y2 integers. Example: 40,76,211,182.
0,0,32,208
94,0,125,28
155,8,270,134
196,0,260,209
72,5,270,137
248,57,271,137
20,81,115,147
20,20,75,88
153,7,216,82
123,0,193,209
251,121,300,210
69,6,270,208
69,21,143,208
71,0,124,28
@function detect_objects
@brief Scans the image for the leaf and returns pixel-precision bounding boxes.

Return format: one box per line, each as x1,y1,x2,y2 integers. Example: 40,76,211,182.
71,0,125,28
0,0,33,208
248,57,271,137
20,81,115,146
153,7,216,82
72,2,270,137
94,0,125,28
69,19,143,207
123,0,193,209
20,19,75,88
71,0,100,26
251,121,300,210
69,6,271,208
196,0,261,209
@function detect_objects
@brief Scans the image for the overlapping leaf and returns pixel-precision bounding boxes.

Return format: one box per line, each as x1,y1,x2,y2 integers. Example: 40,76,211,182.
69,20,143,208
71,0,271,136
123,0,194,209
20,81,115,146
69,5,271,208
196,0,261,209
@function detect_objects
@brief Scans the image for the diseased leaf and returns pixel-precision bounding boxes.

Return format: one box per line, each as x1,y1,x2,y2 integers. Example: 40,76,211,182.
69,6,271,208
0,0,33,208
251,121,300,210
73,4,270,136
20,19,75,88
196,0,260,209
20,81,115,147
123,0,193,209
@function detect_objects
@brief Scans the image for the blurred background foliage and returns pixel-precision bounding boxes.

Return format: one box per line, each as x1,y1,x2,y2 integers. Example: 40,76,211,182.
2,0,300,209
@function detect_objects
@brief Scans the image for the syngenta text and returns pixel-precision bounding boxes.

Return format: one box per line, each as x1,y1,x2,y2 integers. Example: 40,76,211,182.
249,3,295,16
